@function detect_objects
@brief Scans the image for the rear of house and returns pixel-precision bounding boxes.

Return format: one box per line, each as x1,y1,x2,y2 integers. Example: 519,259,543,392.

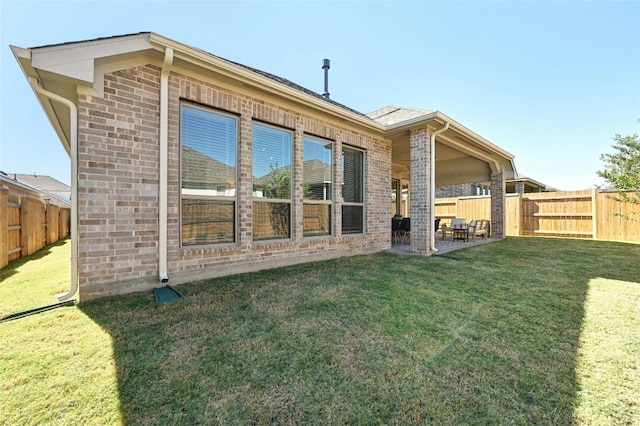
12,33,392,300
11,32,516,301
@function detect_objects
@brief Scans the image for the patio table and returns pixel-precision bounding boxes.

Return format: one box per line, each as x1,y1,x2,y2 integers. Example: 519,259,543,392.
440,224,469,242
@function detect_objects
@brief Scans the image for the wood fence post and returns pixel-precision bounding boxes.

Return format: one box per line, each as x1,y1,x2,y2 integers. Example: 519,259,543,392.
0,188,8,269
591,188,598,240
517,193,523,236
20,196,28,257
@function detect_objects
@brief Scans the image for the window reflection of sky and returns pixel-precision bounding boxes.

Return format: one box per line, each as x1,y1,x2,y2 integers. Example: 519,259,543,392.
253,124,291,179
182,105,236,168
304,137,332,165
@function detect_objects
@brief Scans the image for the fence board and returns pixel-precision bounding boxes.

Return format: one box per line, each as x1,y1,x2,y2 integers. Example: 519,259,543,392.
0,189,7,268
596,191,640,242
436,189,639,243
1,194,71,268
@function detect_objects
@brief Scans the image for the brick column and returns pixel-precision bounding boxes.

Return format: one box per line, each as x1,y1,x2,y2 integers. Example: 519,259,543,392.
238,110,253,247
409,127,431,255
490,169,506,239
334,134,343,237
292,118,305,242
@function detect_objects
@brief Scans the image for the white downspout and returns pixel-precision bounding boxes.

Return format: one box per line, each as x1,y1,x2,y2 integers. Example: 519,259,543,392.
29,77,78,301
430,122,449,254
159,48,173,283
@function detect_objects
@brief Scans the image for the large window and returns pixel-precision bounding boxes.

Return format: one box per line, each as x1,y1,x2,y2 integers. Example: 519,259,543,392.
303,136,332,236
342,146,364,234
253,123,292,240
181,104,237,245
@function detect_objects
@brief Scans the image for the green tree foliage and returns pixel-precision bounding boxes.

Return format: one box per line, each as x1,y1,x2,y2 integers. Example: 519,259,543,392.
263,163,291,199
597,131,640,221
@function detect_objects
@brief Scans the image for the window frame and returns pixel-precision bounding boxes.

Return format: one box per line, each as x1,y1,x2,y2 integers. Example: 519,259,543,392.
179,102,239,247
341,145,365,235
303,135,333,237
252,121,293,241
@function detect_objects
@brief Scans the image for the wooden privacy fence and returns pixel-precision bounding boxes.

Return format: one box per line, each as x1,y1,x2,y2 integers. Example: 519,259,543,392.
436,189,639,243
0,189,70,269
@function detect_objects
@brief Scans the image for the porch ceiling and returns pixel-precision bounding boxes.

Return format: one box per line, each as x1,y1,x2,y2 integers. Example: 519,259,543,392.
391,130,495,186
371,105,517,185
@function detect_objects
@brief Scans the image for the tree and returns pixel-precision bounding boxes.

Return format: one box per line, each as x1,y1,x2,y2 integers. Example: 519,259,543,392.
597,131,640,221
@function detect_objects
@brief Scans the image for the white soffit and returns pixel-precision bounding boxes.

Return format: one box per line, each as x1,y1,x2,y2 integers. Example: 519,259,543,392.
30,34,152,83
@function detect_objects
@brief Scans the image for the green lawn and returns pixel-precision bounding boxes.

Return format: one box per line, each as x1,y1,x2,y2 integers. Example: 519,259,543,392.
1,237,638,425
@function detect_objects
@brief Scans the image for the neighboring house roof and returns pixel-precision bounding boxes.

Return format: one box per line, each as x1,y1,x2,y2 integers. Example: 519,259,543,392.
2,172,71,206
182,146,235,189
0,171,42,196
507,176,559,192
254,159,332,187
9,173,70,193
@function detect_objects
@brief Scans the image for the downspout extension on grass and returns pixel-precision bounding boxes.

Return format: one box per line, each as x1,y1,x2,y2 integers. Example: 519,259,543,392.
158,47,173,283
28,77,79,302
430,122,449,254
0,300,76,323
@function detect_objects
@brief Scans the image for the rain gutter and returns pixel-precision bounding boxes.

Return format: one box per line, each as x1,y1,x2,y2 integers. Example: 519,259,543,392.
430,122,449,254
28,77,78,301
159,47,173,283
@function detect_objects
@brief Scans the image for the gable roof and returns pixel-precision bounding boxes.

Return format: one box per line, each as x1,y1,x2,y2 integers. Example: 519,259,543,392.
26,32,369,119
11,31,516,183
11,32,383,157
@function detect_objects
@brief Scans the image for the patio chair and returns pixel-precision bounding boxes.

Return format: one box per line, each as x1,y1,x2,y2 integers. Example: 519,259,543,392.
468,219,489,241
391,217,403,244
398,217,411,245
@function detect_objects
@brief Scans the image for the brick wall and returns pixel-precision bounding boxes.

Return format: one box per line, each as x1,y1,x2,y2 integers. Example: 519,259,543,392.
409,128,431,254
78,65,391,300
490,170,506,239
77,66,162,295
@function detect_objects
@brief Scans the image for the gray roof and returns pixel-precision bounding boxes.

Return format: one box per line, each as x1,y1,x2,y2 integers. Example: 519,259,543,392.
31,32,371,120
367,105,436,126
9,174,70,192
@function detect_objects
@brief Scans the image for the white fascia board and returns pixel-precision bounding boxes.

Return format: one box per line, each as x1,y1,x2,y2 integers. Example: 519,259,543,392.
384,111,440,132
147,33,385,134
435,111,515,161
385,110,515,163
30,33,152,84
10,45,72,155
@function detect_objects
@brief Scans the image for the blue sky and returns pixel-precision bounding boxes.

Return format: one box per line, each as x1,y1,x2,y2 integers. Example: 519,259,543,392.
1,0,639,190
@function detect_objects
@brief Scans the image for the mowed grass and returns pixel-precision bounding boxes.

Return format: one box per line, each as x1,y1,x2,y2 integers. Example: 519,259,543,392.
1,237,638,425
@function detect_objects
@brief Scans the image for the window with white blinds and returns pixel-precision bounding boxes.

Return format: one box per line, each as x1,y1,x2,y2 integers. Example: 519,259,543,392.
252,123,292,240
180,103,237,245
303,136,332,236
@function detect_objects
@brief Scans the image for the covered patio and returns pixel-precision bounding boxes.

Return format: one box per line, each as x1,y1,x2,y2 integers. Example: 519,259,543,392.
386,235,500,256
368,106,517,255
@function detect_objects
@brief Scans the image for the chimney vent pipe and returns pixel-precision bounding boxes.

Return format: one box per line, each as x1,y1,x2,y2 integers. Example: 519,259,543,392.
322,59,330,99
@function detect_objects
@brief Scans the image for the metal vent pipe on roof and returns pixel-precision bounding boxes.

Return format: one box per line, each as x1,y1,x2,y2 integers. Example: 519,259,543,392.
322,59,330,99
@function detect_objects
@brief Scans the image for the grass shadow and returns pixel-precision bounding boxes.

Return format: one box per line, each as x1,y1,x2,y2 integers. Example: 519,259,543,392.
78,237,639,424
